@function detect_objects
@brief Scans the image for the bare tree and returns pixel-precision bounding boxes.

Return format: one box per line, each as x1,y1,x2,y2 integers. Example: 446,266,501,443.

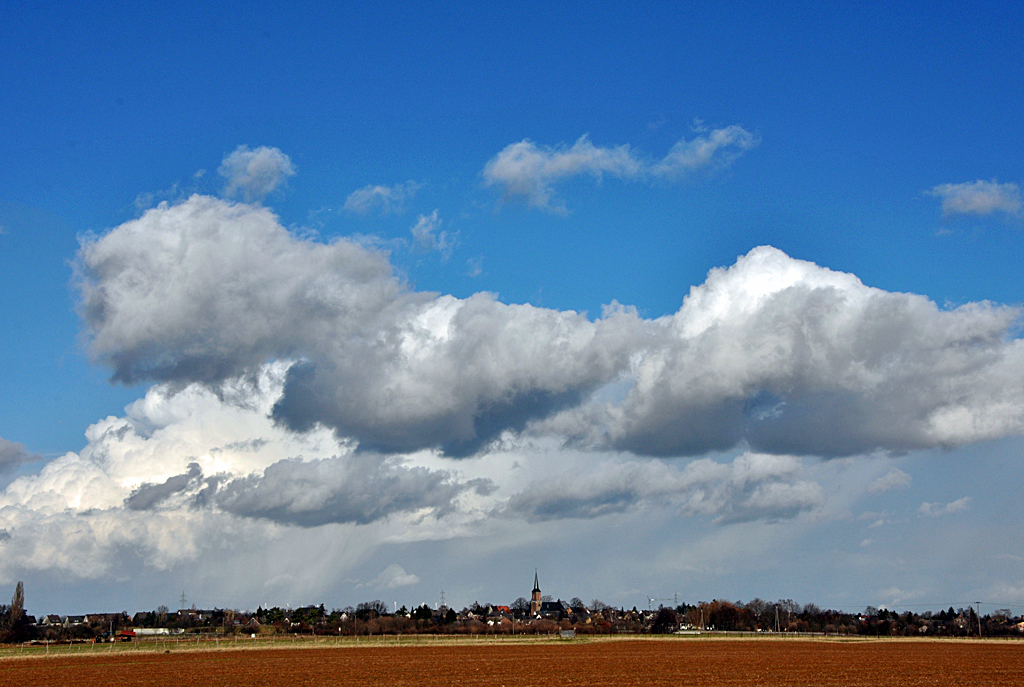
590,599,611,612
510,597,530,612
356,600,388,619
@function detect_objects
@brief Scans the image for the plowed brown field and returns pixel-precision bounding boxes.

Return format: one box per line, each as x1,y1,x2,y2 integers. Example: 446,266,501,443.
2,638,1022,686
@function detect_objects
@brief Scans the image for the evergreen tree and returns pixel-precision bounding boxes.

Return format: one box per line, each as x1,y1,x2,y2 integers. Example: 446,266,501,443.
10,581,23,625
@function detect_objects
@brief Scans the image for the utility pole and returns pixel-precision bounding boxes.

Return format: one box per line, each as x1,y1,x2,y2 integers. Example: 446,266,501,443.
976,602,982,637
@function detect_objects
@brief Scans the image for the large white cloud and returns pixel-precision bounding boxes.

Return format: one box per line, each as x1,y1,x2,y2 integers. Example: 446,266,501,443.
76,197,1024,461
76,195,408,386
591,246,1024,457
0,369,492,587
75,195,646,456
483,126,758,212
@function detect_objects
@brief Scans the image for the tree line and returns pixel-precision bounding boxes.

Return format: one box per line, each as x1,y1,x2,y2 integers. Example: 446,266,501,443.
4,581,1023,643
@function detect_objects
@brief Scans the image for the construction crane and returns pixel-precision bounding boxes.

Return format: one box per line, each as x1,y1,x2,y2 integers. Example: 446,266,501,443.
647,594,679,611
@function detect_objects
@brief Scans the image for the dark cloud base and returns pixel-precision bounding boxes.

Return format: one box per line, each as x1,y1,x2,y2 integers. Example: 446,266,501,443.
125,455,493,527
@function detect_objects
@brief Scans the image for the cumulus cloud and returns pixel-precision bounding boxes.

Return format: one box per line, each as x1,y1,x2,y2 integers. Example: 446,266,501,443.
218,145,295,202
17,372,487,527
368,564,420,589
868,468,912,494
586,246,1024,458
0,369,494,584
1,366,334,513
502,452,823,524
0,436,40,473
344,181,421,215
410,210,454,257
76,200,1024,461
268,296,644,457
483,126,757,212
919,497,971,517
927,180,1022,217
483,135,641,212
75,195,407,386
75,194,646,456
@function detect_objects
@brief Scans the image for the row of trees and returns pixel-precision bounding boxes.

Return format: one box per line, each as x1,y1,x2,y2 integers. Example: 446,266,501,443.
6,583,1023,642
657,598,1023,637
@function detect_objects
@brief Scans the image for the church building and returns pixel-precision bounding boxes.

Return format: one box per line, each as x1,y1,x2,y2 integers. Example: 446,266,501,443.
530,570,542,616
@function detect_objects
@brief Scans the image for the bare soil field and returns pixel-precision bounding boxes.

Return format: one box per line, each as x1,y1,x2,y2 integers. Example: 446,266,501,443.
1,638,1022,686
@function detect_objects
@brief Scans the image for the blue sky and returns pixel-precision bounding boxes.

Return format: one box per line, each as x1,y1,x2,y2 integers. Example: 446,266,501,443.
2,1,1024,616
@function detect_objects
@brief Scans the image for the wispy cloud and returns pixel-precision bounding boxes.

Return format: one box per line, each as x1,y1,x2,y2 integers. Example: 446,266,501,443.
919,497,971,517
344,181,421,215
410,210,455,258
483,125,758,212
926,180,1022,217
650,124,759,178
218,145,295,202
0,436,41,473
869,468,912,493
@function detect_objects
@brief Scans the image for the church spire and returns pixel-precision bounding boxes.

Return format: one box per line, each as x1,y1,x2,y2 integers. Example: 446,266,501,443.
530,569,542,616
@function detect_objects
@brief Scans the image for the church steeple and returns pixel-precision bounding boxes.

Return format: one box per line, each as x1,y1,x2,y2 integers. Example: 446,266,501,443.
530,569,542,616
